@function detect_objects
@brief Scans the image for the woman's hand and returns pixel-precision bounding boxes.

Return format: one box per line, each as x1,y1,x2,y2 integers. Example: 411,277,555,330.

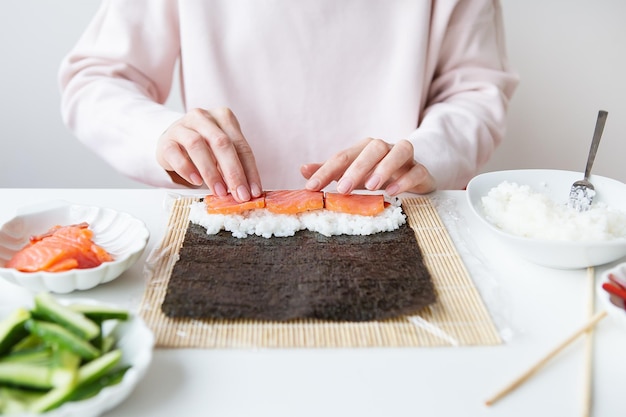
156,107,262,201
301,138,436,195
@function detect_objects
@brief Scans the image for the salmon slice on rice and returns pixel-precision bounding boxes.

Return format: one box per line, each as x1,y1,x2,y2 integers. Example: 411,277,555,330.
265,190,324,214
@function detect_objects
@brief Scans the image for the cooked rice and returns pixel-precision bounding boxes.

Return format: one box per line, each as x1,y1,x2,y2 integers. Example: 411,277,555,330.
481,181,626,241
188,197,406,238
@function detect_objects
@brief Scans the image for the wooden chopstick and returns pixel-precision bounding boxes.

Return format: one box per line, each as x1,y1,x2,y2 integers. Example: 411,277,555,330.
485,309,608,406
581,266,595,417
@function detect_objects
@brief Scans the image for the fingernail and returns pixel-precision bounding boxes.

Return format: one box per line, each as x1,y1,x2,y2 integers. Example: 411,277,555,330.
386,183,400,196
190,173,203,186
237,185,251,201
306,178,321,190
336,178,353,194
365,175,381,190
213,182,227,196
250,182,262,197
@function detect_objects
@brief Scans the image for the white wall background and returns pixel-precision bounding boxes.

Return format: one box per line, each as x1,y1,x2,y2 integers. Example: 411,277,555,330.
483,0,626,182
1,1,624,188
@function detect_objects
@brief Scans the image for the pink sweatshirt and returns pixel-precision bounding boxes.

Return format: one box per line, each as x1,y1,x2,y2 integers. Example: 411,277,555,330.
59,0,518,190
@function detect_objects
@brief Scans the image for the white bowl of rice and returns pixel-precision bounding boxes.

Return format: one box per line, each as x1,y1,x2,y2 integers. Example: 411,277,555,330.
466,169,626,269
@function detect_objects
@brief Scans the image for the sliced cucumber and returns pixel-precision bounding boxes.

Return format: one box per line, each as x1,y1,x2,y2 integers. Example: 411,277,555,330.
10,334,43,353
70,365,130,402
0,308,30,356
0,295,132,413
27,382,77,414
0,386,45,414
0,362,71,390
77,349,122,386
52,347,81,372
0,346,52,365
69,304,130,321
25,320,100,361
33,292,100,341
26,349,123,413
101,335,116,353
0,362,52,389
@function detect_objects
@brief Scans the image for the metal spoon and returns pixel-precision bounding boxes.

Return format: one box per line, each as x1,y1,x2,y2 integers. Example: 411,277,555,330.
568,110,608,211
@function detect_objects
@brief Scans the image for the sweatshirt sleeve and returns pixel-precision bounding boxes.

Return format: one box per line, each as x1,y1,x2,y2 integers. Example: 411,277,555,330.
409,0,519,190
58,0,185,188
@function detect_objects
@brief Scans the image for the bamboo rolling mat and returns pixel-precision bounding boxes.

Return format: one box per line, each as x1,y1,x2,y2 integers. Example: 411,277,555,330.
139,196,500,348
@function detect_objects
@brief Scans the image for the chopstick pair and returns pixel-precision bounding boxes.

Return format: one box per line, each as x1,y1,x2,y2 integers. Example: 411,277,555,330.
485,267,606,412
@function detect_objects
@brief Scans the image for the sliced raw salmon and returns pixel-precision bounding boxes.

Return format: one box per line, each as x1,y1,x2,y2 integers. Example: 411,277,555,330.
6,222,113,273
204,194,266,215
324,193,385,216
265,190,324,214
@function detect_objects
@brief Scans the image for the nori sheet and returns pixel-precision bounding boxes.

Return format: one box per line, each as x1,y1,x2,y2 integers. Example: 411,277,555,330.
161,221,436,322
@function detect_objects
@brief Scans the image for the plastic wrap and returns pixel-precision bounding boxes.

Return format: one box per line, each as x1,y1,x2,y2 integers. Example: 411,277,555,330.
141,192,511,349
429,195,514,342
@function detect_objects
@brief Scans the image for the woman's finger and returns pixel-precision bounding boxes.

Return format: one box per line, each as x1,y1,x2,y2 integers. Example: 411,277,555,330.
180,108,255,201
302,137,436,195
385,162,436,196
300,163,322,180
336,138,391,194
160,118,230,195
157,138,202,186
304,139,368,192
156,125,216,188
209,107,263,197
364,139,414,191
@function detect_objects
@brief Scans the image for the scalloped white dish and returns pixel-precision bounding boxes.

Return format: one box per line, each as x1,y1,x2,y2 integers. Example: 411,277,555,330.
466,169,626,269
598,263,626,331
0,201,149,293
0,297,154,417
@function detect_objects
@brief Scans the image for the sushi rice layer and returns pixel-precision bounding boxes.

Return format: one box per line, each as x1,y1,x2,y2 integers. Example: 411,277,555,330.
188,198,406,238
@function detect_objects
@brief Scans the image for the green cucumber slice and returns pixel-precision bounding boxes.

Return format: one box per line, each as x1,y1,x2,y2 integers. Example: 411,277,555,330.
26,349,123,413
27,382,77,413
0,387,45,414
24,320,100,361
69,365,130,402
52,347,81,372
0,308,30,356
69,304,130,321
33,293,100,340
0,346,52,365
0,362,72,390
77,349,122,386
9,334,43,353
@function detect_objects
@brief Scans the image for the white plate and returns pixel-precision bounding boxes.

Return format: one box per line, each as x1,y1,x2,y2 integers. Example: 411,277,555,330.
0,201,149,293
598,263,626,331
0,297,154,417
466,169,626,269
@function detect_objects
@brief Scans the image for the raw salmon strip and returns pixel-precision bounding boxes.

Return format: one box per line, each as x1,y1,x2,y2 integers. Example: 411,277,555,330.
324,193,385,216
265,190,324,214
204,194,266,214
6,222,113,273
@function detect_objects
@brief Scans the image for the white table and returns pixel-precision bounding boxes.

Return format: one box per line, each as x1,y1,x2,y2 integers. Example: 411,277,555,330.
0,189,624,417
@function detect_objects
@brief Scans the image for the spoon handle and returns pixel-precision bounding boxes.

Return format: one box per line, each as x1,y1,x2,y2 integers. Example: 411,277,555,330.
584,110,608,180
